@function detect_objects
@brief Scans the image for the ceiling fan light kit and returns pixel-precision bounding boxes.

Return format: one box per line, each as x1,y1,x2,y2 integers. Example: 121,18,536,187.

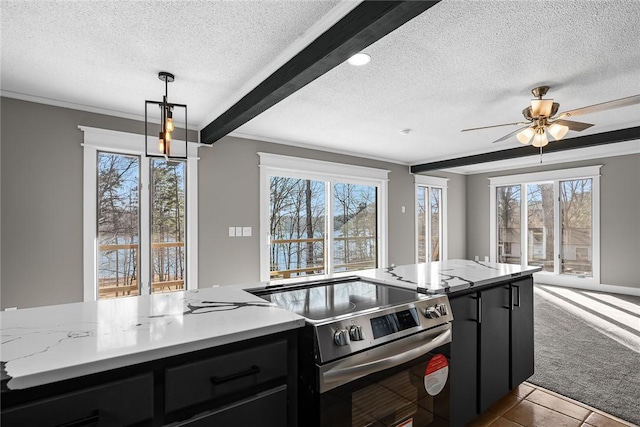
516,127,536,144
547,122,569,140
461,85,640,159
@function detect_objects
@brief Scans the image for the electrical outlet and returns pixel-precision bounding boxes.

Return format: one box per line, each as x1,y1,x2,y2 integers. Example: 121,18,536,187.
474,255,479,261
484,256,489,262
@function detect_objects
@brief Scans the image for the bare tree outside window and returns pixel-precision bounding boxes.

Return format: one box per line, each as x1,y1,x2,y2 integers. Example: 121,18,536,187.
430,188,441,261
417,186,442,263
151,160,186,293
269,177,325,279
527,183,554,272
561,179,592,276
269,177,378,278
97,153,140,298
333,183,377,272
497,185,521,264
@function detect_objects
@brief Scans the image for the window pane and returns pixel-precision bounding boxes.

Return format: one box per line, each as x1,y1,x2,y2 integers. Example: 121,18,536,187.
527,183,554,272
97,152,140,299
497,185,521,264
269,177,325,279
417,187,427,263
334,183,378,273
151,160,186,293
561,179,592,277
430,188,442,261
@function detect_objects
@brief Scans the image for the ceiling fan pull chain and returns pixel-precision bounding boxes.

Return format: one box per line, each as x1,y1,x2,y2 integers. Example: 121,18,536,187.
539,146,543,163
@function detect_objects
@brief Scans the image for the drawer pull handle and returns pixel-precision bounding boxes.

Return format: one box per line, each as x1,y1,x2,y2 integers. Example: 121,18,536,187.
210,365,261,385
59,412,100,427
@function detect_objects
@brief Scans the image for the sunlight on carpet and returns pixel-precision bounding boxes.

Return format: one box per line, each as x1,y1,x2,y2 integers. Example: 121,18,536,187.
535,285,640,353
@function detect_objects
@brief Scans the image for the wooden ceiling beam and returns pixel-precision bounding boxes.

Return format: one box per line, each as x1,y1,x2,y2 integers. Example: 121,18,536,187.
200,0,440,145
410,126,640,173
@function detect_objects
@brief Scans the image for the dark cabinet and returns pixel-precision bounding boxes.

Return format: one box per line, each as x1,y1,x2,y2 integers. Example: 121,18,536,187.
1,374,154,427
478,284,511,412
510,277,535,388
1,330,298,427
164,339,288,414
449,293,479,427
171,385,287,426
448,276,534,424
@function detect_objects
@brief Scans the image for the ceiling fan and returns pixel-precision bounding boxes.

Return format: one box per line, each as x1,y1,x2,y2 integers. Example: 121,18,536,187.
461,86,640,147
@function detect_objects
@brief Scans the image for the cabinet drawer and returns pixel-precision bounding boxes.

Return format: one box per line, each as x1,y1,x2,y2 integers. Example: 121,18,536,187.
1,373,153,427
171,385,287,426
165,339,288,413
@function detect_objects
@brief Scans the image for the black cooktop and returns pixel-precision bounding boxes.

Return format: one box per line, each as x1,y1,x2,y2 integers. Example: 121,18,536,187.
258,279,420,321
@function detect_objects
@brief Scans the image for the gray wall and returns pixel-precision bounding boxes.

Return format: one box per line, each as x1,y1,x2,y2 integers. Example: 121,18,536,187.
197,137,467,286
1,97,466,309
465,154,640,289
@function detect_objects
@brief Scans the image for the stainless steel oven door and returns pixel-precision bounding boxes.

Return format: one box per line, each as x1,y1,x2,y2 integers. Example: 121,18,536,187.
318,323,451,393
310,323,452,427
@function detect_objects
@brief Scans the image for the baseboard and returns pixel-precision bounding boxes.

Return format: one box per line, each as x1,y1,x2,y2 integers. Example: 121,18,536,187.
534,279,640,297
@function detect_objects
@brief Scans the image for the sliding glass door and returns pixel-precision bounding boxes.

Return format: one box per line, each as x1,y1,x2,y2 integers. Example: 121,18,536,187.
490,166,599,284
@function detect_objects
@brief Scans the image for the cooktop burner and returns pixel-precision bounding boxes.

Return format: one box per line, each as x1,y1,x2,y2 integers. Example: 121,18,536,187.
258,279,421,321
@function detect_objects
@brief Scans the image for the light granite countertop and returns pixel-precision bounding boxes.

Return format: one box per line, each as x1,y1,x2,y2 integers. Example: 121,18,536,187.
358,259,542,294
0,286,304,391
244,259,542,295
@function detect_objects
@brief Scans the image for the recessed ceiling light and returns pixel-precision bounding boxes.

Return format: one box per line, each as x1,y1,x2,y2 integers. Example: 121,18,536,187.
347,53,371,66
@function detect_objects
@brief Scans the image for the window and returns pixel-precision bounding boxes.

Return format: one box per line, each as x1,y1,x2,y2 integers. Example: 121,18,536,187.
415,175,448,263
82,126,198,301
489,166,600,286
259,153,388,281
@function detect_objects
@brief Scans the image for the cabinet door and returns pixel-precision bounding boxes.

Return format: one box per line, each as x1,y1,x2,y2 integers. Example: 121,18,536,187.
172,385,287,427
449,293,479,426
479,285,511,412
1,374,153,427
165,339,287,413
510,277,534,388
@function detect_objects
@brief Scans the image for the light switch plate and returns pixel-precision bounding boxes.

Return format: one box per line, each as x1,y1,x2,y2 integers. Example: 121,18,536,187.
242,226,252,237
228,227,236,237
235,227,243,237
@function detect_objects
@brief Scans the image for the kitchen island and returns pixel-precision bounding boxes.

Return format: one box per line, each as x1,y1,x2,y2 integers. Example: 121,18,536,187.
1,286,304,426
1,259,540,426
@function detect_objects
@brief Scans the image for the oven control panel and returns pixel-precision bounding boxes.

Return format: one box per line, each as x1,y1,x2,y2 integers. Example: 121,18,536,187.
315,294,453,364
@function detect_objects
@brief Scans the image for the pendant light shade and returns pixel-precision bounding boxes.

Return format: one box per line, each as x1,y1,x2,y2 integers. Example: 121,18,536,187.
547,122,569,140
516,127,536,144
145,71,188,160
530,99,554,118
532,128,549,148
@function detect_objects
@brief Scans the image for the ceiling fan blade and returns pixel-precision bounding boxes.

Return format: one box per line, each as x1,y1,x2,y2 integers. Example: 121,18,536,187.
556,94,640,119
492,126,530,144
461,121,529,132
553,119,594,132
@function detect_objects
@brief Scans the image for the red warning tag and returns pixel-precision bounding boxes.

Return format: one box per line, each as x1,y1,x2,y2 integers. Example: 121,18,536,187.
424,354,448,396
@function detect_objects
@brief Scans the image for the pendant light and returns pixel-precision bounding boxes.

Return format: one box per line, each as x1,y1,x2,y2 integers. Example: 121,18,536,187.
145,71,188,160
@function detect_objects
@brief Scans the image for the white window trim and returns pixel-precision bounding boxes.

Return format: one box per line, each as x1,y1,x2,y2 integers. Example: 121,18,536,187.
80,126,199,301
258,152,389,282
489,165,601,287
414,175,449,263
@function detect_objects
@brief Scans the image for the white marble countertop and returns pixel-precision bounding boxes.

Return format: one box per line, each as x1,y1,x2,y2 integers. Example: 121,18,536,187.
357,259,542,294
243,259,541,294
0,286,304,391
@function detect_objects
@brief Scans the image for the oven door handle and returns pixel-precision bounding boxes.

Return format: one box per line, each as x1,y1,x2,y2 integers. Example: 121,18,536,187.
323,327,451,385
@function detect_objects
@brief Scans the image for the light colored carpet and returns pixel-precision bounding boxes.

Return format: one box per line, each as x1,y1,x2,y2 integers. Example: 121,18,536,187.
528,284,640,425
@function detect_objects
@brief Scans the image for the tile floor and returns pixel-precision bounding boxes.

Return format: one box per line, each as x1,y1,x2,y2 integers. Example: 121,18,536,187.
468,382,637,427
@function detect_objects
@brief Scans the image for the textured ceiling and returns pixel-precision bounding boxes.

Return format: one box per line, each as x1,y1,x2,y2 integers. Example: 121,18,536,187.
2,0,639,167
